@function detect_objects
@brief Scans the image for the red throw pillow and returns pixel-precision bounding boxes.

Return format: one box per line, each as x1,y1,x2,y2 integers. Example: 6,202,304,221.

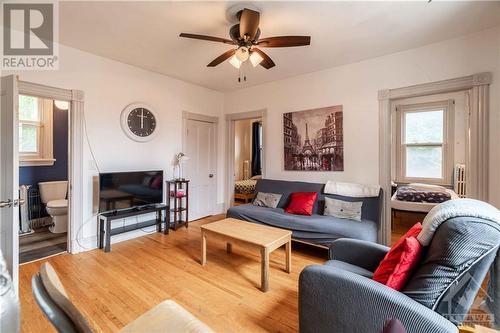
373,223,423,290
285,192,318,216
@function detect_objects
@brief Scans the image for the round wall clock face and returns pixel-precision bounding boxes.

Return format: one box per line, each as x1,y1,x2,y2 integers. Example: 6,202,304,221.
120,103,158,142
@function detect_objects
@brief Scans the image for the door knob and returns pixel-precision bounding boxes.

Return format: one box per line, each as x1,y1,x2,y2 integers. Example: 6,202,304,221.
209,174,214,178
0,199,12,209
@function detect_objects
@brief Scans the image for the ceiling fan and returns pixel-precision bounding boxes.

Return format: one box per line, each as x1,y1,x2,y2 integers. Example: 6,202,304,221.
179,8,311,70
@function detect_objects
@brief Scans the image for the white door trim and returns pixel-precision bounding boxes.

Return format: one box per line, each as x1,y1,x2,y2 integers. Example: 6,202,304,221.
224,109,267,209
182,111,218,216
18,80,85,254
378,72,491,245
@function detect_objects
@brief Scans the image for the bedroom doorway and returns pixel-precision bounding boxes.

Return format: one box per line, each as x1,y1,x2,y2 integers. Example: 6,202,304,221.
378,73,491,246
233,118,262,205
225,110,266,208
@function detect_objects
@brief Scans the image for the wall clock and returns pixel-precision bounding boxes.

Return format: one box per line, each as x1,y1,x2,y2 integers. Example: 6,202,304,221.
120,103,158,142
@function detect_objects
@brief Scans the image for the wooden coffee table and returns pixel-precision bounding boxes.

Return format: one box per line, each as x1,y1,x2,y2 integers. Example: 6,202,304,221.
200,218,292,292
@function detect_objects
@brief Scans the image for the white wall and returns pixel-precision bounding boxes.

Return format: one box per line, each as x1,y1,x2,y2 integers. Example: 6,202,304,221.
224,26,500,207
6,44,224,251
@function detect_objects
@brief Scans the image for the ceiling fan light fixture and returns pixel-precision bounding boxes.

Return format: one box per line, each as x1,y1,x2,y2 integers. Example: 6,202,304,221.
249,51,263,67
235,47,250,62
229,55,242,69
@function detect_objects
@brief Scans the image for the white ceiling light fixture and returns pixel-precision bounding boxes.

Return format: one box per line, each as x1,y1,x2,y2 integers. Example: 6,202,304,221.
249,51,263,67
229,55,242,69
235,46,250,62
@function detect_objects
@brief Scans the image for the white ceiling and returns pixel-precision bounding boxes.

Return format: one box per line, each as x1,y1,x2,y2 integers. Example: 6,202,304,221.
60,1,500,92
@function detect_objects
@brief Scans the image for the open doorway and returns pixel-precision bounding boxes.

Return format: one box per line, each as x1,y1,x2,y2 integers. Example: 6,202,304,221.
233,118,262,205
389,91,469,243
379,73,491,246
18,94,70,263
225,110,266,208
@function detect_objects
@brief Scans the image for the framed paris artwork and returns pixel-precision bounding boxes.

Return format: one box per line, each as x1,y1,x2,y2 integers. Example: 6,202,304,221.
283,105,344,171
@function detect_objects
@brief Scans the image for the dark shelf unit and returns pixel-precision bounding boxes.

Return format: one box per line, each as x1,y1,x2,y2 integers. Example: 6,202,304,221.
98,204,169,252
166,179,189,230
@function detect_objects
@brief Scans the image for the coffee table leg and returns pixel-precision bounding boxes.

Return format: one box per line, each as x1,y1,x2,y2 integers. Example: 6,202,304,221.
201,231,207,265
285,239,292,273
226,242,232,254
261,247,269,292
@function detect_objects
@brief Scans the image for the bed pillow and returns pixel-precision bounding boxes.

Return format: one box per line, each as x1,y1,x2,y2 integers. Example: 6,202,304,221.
253,192,282,208
285,192,318,216
324,198,363,221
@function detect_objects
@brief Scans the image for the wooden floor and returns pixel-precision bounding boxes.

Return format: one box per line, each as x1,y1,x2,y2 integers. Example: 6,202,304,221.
19,215,327,333
20,226,67,264
19,214,496,332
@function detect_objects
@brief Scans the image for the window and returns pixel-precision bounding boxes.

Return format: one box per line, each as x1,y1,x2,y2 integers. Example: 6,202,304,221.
18,95,55,166
396,100,454,185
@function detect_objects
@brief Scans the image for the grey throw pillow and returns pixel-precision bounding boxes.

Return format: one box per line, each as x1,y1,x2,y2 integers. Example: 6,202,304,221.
324,197,363,221
253,192,282,208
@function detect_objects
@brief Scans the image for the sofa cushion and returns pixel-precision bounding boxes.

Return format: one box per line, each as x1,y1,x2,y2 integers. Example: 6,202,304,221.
254,179,381,223
324,260,374,278
374,236,423,291
253,192,282,208
324,198,363,221
373,223,423,290
285,192,318,216
226,204,378,243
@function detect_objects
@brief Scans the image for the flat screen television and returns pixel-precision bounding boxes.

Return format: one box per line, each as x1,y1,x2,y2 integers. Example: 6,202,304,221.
98,170,163,212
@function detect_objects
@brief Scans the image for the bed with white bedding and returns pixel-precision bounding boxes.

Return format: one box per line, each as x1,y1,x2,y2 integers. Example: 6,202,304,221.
391,185,460,213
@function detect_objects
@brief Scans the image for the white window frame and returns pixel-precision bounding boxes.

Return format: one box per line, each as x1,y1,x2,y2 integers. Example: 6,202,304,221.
395,100,454,186
19,95,55,167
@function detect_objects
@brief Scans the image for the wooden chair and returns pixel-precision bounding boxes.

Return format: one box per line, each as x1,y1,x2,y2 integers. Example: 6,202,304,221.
32,262,214,333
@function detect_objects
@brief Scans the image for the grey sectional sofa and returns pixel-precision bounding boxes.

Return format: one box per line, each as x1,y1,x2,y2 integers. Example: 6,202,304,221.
226,179,382,246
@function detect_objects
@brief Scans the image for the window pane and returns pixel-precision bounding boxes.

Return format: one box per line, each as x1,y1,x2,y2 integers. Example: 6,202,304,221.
406,146,442,179
405,110,443,144
19,95,39,121
19,124,38,153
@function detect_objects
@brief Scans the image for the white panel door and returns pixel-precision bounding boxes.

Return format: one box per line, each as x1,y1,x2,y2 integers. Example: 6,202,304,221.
0,75,20,290
185,119,215,220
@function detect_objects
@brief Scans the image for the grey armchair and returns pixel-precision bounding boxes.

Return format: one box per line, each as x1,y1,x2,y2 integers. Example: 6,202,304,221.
299,216,500,333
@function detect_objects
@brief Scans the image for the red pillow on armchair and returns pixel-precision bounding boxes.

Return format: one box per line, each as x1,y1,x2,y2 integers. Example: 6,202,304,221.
285,192,318,216
373,223,423,290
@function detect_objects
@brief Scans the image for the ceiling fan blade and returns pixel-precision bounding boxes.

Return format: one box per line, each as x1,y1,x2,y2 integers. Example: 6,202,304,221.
207,49,236,67
179,33,236,45
257,36,311,48
252,48,275,69
239,8,260,41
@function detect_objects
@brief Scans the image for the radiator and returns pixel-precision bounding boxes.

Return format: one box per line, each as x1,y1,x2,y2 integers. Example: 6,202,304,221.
454,164,467,198
27,187,51,229
243,160,251,180
19,185,32,234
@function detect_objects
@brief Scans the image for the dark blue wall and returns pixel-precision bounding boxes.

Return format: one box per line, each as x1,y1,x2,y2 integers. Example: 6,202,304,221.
19,104,68,188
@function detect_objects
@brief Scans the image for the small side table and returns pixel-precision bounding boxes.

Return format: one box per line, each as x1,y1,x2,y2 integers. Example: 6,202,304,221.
166,179,189,230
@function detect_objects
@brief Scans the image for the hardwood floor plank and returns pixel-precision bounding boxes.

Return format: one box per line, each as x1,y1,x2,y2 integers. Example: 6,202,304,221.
19,215,326,333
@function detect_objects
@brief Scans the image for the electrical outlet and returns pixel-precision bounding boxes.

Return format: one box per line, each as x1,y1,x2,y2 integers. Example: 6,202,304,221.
88,160,96,171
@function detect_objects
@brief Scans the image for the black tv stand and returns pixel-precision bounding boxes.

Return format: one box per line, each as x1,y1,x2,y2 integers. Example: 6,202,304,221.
98,203,169,252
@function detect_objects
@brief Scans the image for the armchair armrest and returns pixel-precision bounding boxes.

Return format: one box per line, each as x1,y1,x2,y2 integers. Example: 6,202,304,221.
299,265,458,333
329,238,390,272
